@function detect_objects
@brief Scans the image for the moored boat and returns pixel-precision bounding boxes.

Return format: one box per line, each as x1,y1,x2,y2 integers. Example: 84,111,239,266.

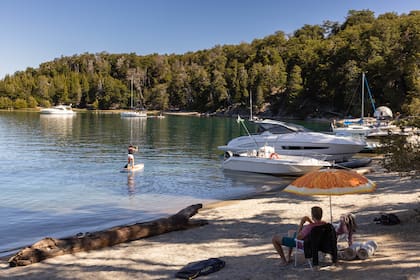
121,110,147,118
121,76,147,118
40,104,76,115
218,119,365,163
222,145,331,176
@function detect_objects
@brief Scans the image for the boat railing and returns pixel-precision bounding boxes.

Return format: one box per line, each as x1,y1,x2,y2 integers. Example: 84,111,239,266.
236,148,330,162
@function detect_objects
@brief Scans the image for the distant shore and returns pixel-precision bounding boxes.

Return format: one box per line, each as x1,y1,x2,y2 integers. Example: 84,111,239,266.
0,108,329,121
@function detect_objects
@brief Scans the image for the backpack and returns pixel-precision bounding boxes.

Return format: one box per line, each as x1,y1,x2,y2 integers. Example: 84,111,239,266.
374,213,401,225
175,258,225,279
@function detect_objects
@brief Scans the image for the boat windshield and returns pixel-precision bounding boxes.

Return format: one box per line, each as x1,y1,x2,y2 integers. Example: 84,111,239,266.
254,119,311,134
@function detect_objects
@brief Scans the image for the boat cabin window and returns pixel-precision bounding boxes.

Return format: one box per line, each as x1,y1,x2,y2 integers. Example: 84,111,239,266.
256,121,310,134
281,146,328,150
258,125,294,134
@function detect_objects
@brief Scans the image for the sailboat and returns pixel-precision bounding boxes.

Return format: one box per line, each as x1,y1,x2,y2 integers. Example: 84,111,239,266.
121,77,147,118
332,73,377,136
331,73,407,151
249,90,259,121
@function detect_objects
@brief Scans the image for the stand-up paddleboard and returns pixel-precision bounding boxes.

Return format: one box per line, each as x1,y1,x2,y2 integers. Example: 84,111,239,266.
120,163,144,173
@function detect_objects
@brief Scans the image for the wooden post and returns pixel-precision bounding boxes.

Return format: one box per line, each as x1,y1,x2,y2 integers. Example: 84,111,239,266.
9,204,207,267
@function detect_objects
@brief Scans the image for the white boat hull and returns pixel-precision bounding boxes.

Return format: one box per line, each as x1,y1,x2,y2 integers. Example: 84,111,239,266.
222,154,331,176
218,132,365,162
121,111,147,118
333,125,372,137
40,105,75,115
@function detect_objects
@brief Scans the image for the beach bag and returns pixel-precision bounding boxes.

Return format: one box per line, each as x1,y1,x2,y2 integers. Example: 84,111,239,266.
175,258,225,279
374,213,400,225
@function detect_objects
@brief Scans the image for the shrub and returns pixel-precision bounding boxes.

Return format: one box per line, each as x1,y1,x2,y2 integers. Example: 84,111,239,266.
0,97,13,109
13,98,28,109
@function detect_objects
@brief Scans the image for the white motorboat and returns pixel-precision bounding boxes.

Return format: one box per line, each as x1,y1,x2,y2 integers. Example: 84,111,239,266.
222,145,331,176
218,119,366,162
40,104,76,115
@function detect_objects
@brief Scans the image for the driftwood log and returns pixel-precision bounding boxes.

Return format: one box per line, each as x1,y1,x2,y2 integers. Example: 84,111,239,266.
9,204,207,267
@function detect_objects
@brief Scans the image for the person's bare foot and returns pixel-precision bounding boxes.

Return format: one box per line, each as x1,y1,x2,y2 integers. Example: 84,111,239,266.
279,260,289,267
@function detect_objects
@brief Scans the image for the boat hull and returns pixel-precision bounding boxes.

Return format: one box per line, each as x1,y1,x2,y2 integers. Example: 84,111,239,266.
40,110,75,115
121,111,147,118
40,105,75,115
222,155,330,176
333,125,371,137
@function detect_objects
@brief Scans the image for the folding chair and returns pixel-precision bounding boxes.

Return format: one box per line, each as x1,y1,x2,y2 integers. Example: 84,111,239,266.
294,239,313,270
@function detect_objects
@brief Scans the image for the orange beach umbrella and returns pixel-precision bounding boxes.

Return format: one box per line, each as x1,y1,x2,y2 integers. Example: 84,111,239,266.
284,169,376,222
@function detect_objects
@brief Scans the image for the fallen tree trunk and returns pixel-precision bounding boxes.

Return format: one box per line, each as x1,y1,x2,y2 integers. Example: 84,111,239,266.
9,204,207,267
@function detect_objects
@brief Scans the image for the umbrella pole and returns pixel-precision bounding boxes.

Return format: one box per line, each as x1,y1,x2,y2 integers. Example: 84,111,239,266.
329,195,333,223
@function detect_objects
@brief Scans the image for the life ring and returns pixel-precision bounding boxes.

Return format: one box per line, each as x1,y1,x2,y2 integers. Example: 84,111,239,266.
270,153,280,160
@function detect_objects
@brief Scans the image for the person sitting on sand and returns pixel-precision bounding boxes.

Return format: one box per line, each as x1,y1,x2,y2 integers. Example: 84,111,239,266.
335,213,357,246
272,206,326,266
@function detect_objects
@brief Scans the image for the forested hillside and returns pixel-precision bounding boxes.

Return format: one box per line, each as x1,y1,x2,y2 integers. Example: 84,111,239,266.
0,10,419,118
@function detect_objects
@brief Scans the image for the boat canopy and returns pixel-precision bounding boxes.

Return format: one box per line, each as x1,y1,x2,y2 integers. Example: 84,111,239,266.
343,118,364,126
374,106,393,119
253,119,311,134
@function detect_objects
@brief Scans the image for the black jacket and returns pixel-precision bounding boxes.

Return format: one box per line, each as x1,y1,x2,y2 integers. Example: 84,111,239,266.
303,223,338,266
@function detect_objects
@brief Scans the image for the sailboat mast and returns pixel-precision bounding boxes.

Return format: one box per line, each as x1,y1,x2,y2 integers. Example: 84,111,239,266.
361,72,365,120
249,90,253,121
130,76,134,109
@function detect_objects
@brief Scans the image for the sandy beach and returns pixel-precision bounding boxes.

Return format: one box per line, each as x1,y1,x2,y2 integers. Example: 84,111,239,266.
1,161,419,280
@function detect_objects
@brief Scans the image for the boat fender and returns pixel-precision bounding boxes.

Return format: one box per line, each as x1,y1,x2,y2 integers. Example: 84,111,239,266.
270,153,281,160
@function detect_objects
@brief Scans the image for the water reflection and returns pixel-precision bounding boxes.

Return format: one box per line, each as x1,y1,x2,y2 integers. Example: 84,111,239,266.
39,114,76,137
121,118,146,198
121,117,147,144
127,173,136,195
2,112,328,256
222,169,294,192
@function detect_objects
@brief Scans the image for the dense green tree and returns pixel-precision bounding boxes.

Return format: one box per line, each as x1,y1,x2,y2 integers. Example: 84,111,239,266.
69,73,82,106
27,96,37,108
13,98,27,109
0,96,13,109
167,63,189,109
148,83,169,110
286,65,303,107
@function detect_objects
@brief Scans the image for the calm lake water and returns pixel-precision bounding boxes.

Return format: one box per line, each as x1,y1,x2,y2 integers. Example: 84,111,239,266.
0,111,329,256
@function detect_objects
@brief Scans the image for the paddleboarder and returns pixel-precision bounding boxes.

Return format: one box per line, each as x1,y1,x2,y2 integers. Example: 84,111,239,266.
126,144,138,169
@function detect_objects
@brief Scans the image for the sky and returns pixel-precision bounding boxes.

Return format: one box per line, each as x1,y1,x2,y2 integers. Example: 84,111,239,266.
0,0,419,79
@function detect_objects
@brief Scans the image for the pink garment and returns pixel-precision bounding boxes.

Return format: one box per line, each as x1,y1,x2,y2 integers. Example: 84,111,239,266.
300,221,326,239
335,220,347,235
335,214,355,246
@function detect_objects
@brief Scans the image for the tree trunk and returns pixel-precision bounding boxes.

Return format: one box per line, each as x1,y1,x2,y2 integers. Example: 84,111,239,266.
9,204,207,267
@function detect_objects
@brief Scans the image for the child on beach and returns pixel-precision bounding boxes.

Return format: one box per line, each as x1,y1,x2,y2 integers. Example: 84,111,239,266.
272,206,326,266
